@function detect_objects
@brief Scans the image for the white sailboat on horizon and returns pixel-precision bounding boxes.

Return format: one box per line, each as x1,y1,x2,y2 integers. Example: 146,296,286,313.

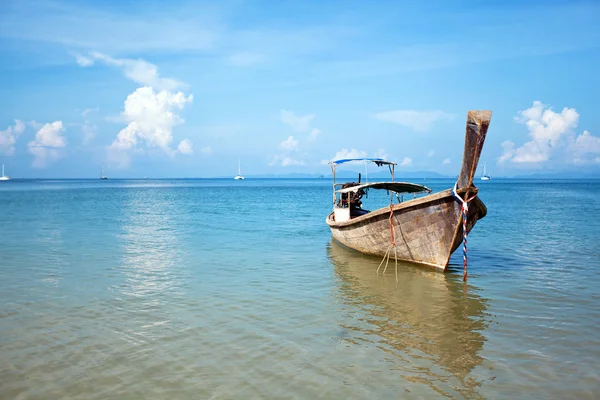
234,160,244,180
101,167,108,180
481,161,491,181
0,164,10,181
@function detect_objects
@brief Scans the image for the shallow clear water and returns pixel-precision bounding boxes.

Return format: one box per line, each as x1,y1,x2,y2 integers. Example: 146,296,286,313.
1,178,599,399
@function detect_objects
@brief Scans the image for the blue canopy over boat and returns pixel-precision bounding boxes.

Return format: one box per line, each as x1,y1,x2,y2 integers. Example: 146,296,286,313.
329,157,396,166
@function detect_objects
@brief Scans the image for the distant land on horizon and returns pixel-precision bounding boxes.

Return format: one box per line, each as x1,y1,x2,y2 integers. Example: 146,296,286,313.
217,170,600,180
5,170,600,180
231,170,452,179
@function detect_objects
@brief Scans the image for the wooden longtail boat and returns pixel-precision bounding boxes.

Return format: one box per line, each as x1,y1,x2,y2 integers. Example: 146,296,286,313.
326,110,492,271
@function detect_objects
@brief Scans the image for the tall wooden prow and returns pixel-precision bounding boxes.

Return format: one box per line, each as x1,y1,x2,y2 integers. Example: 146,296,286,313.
456,110,492,193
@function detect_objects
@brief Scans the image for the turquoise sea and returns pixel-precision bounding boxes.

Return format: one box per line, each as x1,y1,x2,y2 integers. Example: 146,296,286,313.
1,178,599,399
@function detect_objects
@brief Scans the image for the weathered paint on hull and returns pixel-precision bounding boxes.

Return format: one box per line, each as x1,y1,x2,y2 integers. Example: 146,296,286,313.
326,188,487,271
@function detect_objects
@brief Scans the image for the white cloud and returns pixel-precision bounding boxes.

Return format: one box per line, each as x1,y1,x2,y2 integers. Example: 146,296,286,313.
428,150,435,157
0,120,26,155
27,121,67,168
269,154,304,167
372,110,455,132
512,101,578,162
308,128,320,142
178,139,194,155
516,101,579,146
77,53,197,166
228,52,265,67
400,157,412,166
75,53,93,67
280,135,299,151
279,111,322,156
442,158,451,165
281,157,304,166
32,121,66,147
330,148,367,162
280,109,315,133
109,86,193,156
573,130,600,154
78,52,185,91
322,148,378,165
498,101,600,164
571,130,600,164
513,140,549,163
374,148,388,160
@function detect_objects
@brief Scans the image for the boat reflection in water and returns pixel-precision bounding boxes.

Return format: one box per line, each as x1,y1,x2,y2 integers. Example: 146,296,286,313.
327,239,492,397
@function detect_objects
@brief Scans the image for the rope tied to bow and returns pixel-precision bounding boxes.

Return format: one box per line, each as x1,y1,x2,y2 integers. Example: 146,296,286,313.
451,182,477,282
377,201,399,282
388,203,396,247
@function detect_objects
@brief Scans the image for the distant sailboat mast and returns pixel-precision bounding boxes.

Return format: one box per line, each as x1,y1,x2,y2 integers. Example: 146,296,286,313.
234,159,244,180
0,164,10,181
481,161,491,180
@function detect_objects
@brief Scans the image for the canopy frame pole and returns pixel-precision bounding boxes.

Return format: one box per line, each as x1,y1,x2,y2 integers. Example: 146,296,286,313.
331,163,337,207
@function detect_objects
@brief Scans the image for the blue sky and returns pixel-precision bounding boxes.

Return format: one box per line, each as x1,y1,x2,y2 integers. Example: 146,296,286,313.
1,0,599,178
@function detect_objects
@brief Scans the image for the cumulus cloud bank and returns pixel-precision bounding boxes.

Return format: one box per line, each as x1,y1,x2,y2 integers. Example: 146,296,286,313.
110,87,193,153
76,52,199,167
500,101,600,165
28,121,67,167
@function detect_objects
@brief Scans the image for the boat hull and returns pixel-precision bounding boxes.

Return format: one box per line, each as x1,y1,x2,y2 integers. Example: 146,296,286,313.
326,188,487,271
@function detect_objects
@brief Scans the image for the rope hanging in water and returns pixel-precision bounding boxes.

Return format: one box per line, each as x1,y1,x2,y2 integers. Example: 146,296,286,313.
451,182,477,282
